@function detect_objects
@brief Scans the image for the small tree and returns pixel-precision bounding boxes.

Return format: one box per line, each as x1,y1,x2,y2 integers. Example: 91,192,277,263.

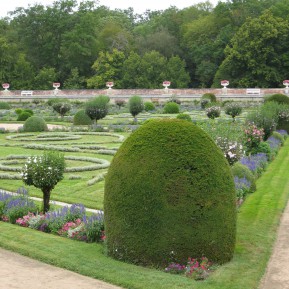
129,95,144,123
206,106,221,119
52,102,71,119
225,103,242,121
115,99,126,110
21,151,66,213
85,95,110,127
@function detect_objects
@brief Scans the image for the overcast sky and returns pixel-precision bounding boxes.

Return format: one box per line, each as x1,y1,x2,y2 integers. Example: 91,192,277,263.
1,0,219,18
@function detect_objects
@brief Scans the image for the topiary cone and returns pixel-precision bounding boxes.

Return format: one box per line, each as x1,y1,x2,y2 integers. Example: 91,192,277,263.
104,119,236,267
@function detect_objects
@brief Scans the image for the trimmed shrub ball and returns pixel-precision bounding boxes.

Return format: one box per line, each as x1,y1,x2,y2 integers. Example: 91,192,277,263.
265,94,289,105
73,109,93,125
201,93,217,102
104,119,236,267
23,116,48,132
163,102,180,114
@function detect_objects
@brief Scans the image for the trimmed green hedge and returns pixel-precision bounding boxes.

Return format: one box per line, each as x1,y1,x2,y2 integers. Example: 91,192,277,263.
104,119,236,267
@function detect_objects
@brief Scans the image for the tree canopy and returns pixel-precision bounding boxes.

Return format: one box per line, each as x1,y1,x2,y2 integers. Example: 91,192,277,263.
1,0,288,89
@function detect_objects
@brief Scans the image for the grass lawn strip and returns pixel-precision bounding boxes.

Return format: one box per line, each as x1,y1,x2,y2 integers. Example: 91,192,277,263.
0,140,289,288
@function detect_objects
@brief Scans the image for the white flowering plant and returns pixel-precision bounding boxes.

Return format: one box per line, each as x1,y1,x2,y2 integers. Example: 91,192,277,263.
216,137,244,166
21,151,65,213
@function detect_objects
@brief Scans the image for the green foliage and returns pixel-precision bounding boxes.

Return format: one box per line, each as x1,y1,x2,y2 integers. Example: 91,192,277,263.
34,67,57,90
251,142,272,159
17,111,32,121
115,99,126,109
265,94,289,105
21,151,66,212
176,113,191,122
15,108,23,115
0,102,11,110
201,93,217,102
128,96,144,121
246,102,280,140
23,116,48,132
214,11,289,87
206,106,221,119
23,109,34,115
73,109,93,125
104,119,236,266
144,102,155,112
85,95,110,124
163,102,180,114
231,162,256,192
47,98,65,106
87,49,126,88
52,102,71,118
225,103,243,120
272,131,285,145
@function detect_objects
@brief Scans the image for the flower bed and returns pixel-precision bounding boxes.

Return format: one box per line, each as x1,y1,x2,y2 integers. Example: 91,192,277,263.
0,188,104,243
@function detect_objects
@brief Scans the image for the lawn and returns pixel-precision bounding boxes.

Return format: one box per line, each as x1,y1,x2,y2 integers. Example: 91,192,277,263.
0,135,289,289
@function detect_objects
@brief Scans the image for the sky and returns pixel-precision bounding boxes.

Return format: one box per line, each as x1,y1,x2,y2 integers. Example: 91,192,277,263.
0,0,219,18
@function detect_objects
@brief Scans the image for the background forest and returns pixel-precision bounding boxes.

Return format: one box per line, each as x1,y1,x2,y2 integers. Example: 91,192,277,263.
1,0,289,90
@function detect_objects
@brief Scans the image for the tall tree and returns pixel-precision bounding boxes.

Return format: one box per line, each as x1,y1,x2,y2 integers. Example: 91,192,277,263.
87,49,126,88
213,11,289,88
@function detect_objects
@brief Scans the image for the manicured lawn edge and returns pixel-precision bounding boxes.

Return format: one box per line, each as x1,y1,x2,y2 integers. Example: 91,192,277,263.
1,139,289,289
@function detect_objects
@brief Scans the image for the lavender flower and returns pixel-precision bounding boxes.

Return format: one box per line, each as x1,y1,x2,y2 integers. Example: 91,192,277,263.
267,136,281,151
240,153,268,173
234,177,251,190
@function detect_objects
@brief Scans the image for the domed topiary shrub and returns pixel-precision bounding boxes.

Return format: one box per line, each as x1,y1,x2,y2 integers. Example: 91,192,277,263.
144,102,155,112
23,116,48,132
201,93,217,103
73,109,93,125
104,119,236,267
265,94,289,105
163,102,180,114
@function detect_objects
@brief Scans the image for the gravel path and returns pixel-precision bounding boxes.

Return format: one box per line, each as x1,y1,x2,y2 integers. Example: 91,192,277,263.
0,123,65,131
259,200,289,289
0,248,123,289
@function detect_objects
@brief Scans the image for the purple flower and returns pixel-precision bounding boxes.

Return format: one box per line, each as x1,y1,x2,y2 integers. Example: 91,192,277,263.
267,136,281,151
234,177,251,190
240,153,267,173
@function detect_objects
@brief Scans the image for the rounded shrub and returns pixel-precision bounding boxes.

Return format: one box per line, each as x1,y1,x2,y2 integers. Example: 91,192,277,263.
144,102,155,112
0,102,11,110
23,116,48,132
17,111,32,121
24,109,34,116
163,102,180,114
176,113,191,122
265,94,289,105
201,93,217,103
104,119,236,267
73,109,93,125
231,162,256,192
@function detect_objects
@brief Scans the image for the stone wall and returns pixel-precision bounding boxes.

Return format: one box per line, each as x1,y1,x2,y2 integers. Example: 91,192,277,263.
0,88,286,102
